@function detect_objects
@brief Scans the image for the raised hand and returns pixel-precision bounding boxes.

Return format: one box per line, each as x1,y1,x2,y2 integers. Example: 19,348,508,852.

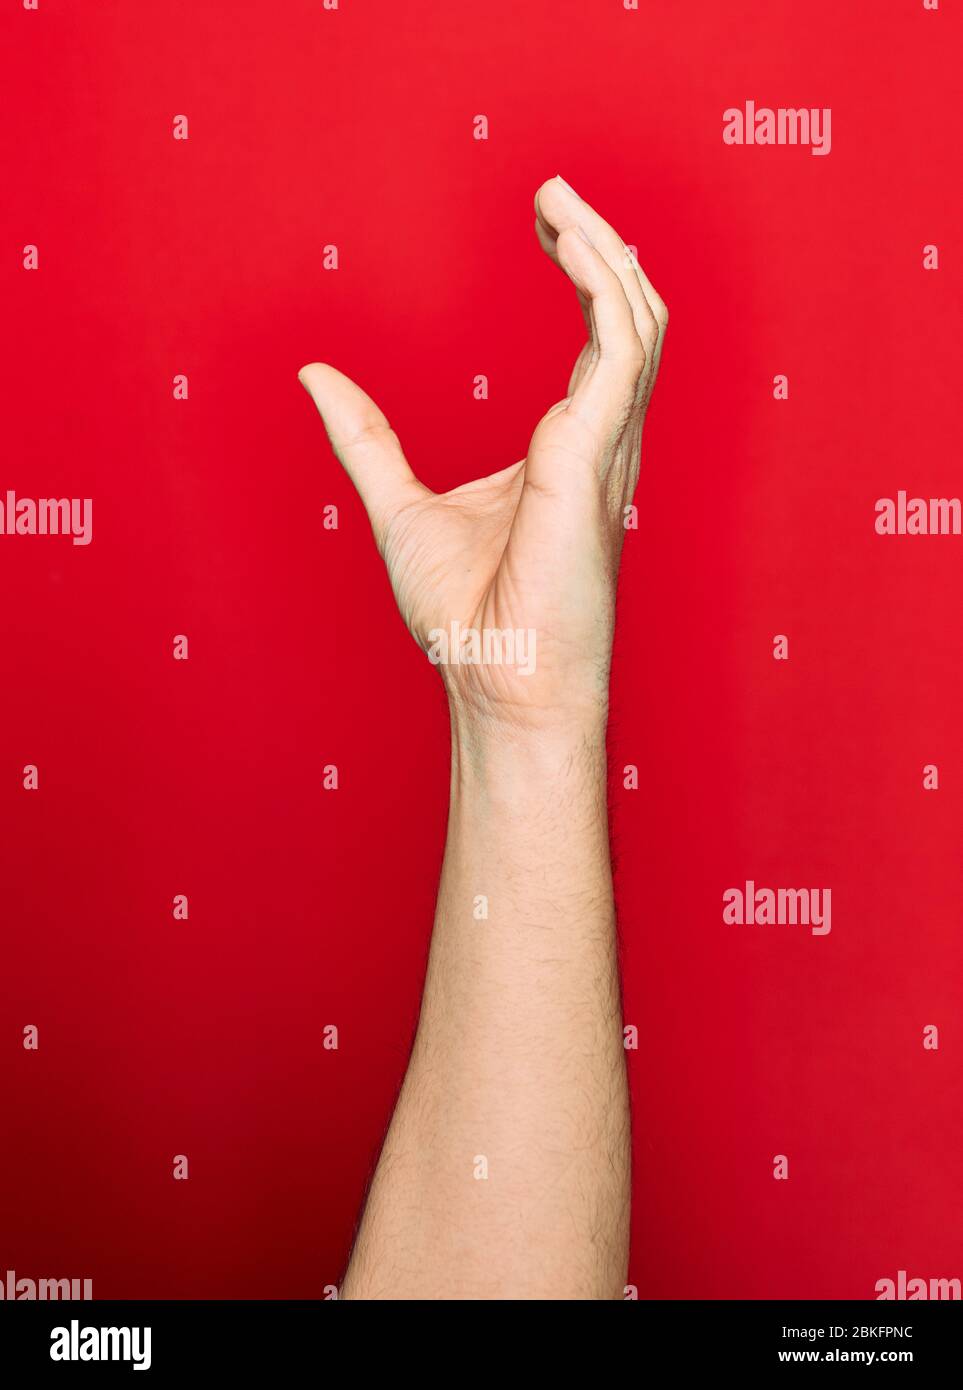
299,176,667,734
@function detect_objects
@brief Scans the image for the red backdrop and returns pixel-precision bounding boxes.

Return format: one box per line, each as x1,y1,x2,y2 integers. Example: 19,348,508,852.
2,0,961,1300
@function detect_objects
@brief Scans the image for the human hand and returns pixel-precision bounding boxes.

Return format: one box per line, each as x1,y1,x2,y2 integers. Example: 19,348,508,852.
299,176,667,737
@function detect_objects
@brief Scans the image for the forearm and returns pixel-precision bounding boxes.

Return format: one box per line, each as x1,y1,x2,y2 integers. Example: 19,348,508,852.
342,708,630,1300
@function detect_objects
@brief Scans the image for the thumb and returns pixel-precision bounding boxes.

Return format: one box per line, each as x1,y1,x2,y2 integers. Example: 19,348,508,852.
298,362,426,544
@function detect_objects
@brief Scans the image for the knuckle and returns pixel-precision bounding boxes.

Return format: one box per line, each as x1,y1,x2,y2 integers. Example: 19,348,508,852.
625,339,647,380
640,318,660,356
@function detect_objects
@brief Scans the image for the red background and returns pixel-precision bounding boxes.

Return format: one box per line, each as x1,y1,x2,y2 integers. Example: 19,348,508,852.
2,0,961,1299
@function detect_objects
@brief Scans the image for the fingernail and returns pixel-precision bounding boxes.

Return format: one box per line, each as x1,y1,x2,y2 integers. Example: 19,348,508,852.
556,174,580,198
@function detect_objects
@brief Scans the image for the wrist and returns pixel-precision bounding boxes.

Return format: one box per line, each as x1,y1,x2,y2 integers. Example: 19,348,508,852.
448,697,608,793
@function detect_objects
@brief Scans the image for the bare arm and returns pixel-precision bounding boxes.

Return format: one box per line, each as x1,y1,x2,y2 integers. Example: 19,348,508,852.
299,177,667,1299
342,720,624,1299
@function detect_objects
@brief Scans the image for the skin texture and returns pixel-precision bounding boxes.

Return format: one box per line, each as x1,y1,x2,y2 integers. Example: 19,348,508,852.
300,176,667,1299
